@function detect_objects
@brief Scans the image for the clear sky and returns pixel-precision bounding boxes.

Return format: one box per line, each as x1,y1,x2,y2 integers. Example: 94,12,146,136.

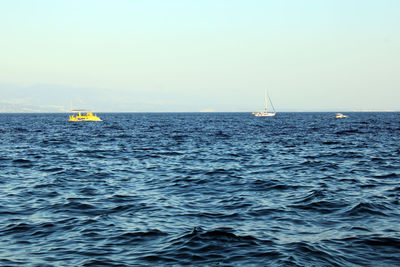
0,0,399,112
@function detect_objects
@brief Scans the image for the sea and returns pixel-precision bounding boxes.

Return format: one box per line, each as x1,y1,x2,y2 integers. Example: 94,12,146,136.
0,112,399,266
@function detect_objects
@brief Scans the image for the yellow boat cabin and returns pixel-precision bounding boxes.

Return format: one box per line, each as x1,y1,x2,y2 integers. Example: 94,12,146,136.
68,110,102,121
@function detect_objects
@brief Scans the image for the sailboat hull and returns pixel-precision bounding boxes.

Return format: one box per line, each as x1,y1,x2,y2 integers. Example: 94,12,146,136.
252,112,276,117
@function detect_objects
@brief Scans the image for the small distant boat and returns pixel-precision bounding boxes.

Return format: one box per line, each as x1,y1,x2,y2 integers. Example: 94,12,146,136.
335,113,348,119
253,90,276,117
68,110,102,121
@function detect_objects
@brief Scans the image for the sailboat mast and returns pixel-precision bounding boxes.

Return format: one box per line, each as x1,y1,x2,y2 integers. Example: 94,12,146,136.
264,90,268,112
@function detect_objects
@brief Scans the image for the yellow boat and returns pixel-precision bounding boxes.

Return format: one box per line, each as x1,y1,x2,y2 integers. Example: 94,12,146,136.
68,110,102,121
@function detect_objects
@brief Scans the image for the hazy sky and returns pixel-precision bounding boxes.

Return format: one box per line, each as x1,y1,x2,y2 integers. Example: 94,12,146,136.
0,0,399,112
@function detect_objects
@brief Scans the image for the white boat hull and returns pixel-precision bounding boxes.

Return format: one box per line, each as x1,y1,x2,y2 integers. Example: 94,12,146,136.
253,112,276,117
335,113,348,119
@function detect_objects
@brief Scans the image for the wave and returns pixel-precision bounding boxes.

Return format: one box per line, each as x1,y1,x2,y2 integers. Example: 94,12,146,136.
373,172,399,179
284,241,346,266
342,202,393,217
138,227,278,265
106,229,168,246
335,129,362,135
324,235,400,265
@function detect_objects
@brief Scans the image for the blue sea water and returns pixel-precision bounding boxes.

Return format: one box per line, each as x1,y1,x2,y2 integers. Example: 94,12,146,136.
0,112,399,266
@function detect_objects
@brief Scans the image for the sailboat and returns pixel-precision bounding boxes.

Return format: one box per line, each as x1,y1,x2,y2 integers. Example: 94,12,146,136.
252,90,276,117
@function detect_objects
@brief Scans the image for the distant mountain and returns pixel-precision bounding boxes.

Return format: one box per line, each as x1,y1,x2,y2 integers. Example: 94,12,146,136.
0,83,151,112
0,82,221,112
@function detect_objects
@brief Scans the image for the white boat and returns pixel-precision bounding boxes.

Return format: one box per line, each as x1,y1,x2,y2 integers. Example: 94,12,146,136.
253,90,276,117
335,113,348,119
